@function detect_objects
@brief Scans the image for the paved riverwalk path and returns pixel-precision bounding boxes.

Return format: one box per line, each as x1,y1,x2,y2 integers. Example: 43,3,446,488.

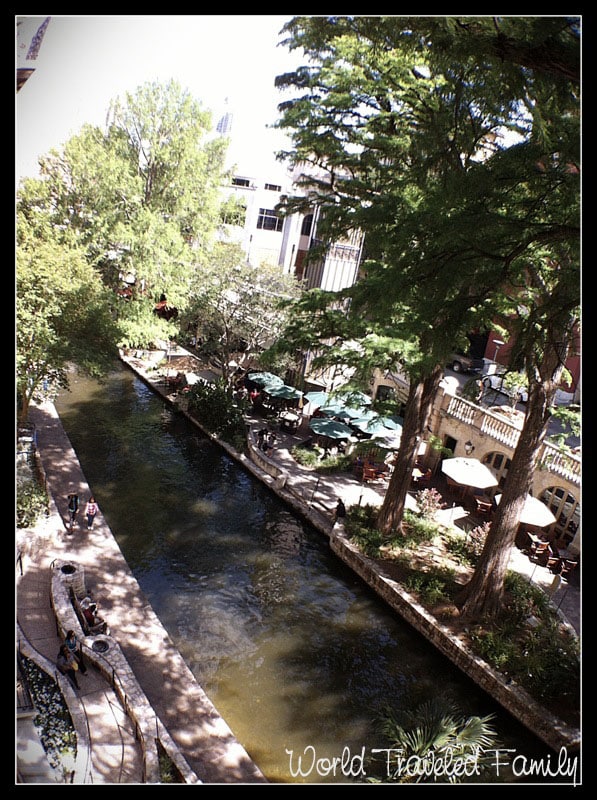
17,399,266,785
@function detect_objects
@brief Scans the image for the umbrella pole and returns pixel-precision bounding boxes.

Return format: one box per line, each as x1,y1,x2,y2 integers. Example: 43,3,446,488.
309,478,320,507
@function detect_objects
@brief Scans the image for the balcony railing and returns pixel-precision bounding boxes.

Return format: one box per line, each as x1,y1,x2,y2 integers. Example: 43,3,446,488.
444,395,580,487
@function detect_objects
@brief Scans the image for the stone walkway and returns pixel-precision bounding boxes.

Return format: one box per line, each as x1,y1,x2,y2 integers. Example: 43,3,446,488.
17,399,266,785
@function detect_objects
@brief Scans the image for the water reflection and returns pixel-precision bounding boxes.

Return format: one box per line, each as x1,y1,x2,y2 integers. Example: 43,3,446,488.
55,365,552,783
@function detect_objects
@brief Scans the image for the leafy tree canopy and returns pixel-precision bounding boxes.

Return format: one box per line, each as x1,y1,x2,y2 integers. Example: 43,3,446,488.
272,16,580,618
180,242,301,386
17,80,230,351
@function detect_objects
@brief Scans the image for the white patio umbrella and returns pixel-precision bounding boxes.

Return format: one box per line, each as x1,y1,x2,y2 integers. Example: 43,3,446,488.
441,457,499,490
494,494,557,528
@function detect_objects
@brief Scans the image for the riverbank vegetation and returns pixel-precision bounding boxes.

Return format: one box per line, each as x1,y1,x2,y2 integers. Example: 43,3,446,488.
344,502,580,728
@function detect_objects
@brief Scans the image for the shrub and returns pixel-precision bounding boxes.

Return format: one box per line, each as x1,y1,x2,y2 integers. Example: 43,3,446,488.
17,479,48,529
404,567,454,606
345,504,384,556
415,487,444,519
371,698,499,783
291,446,321,468
445,522,489,566
468,572,580,710
185,380,247,447
397,510,441,548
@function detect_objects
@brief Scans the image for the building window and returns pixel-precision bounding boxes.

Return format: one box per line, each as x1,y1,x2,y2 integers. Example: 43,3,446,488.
541,486,580,546
301,214,314,237
232,177,251,187
264,183,281,192
257,208,283,232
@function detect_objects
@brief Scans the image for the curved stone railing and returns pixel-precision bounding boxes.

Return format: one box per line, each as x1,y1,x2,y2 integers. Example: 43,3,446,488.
17,622,93,784
49,558,201,785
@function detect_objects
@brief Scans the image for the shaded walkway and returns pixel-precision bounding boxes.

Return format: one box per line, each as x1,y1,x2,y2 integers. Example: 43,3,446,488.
17,400,265,784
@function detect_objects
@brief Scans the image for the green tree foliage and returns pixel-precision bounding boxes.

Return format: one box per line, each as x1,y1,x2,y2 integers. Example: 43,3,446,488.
185,380,246,448
374,699,498,783
274,16,579,618
16,238,120,424
17,80,229,351
180,242,301,386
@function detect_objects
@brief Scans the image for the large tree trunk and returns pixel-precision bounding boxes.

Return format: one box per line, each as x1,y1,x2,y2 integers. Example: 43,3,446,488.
458,338,566,620
377,365,442,536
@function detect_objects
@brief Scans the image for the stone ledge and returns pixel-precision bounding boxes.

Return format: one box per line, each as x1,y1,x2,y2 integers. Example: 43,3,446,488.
16,622,93,784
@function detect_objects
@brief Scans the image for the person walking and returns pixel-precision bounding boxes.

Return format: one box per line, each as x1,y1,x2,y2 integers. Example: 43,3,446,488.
85,496,99,530
66,492,79,532
332,498,347,525
64,629,87,674
257,428,268,450
57,643,80,690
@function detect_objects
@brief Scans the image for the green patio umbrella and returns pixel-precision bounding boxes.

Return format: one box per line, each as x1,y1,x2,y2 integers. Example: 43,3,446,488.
320,401,348,417
247,372,284,387
265,384,304,400
352,415,403,434
304,391,329,407
336,390,372,407
309,418,354,439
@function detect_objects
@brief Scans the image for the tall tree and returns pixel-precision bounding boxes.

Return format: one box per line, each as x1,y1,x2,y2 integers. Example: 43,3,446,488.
274,16,579,618
16,237,120,425
17,80,229,349
180,242,301,387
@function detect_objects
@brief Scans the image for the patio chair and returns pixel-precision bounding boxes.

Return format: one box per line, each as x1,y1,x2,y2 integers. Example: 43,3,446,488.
560,559,578,581
531,540,551,564
363,466,379,482
474,497,493,514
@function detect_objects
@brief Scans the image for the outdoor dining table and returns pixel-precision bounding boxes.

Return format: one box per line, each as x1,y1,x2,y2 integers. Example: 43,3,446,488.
279,410,301,431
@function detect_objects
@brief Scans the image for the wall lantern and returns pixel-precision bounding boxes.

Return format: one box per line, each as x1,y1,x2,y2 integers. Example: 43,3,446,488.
464,440,475,455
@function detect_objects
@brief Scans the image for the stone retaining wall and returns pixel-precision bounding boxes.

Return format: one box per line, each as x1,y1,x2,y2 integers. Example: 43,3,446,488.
50,558,162,783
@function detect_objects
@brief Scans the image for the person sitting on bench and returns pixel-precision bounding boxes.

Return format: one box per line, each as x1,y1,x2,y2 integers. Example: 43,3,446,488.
82,602,109,635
